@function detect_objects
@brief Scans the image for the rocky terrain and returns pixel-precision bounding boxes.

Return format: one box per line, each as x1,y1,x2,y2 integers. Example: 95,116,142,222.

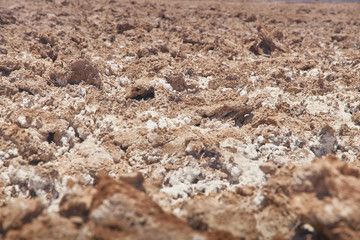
0,0,360,239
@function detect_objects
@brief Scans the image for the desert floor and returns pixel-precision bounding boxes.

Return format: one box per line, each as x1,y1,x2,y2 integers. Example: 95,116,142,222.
0,0,360,239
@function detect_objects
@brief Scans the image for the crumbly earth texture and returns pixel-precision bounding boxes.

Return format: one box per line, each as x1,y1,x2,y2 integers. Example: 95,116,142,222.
1,0,360,239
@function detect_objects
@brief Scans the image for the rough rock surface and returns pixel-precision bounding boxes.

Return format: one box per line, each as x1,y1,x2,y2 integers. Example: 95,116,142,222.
291,156,360,240
1,0,360,239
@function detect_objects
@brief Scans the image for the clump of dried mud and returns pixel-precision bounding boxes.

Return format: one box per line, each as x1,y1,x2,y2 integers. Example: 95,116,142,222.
1,0,360,239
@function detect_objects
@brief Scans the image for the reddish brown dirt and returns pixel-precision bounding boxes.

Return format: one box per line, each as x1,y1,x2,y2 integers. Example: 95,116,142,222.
1,0,360,239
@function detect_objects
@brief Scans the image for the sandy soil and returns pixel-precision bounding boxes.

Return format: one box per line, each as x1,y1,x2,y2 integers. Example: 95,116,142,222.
1,0,360,239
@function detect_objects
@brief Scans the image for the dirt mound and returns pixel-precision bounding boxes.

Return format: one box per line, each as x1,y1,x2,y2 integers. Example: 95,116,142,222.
291,156,360,240
0,172,234,240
